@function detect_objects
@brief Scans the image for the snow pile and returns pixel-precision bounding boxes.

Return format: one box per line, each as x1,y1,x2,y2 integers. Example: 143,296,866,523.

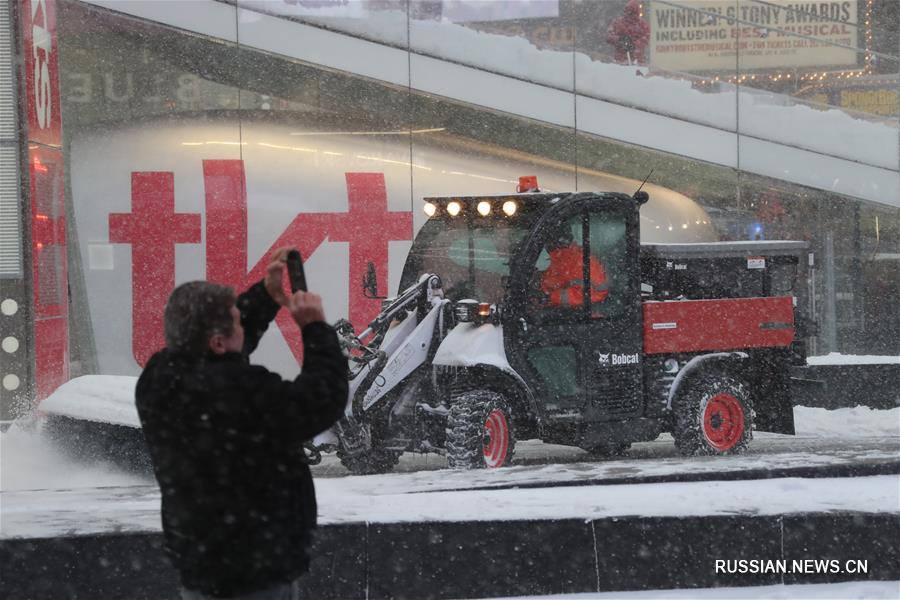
807,353,900,366
239,2,897,171
0,423,148,492
37,375,139,428
794,406,900,438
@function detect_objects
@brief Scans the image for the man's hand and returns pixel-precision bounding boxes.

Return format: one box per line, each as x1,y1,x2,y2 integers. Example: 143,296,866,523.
288,291,326,328
264,247,292,306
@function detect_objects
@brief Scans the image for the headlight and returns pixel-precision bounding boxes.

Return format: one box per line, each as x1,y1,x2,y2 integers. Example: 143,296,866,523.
476,201,491,216
455,300,493,323
447,201,462,217
423,202,437,217
455,299,478,323
502,200,517,216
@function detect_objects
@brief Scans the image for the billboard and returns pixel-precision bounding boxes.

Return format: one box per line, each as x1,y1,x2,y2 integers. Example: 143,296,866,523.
648,0,859,72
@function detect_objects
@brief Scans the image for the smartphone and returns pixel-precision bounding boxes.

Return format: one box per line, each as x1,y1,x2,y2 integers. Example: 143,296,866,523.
286,249,307,293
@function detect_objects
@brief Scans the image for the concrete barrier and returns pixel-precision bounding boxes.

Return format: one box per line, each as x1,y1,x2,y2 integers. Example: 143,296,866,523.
2,513,898,599
793,363,900,410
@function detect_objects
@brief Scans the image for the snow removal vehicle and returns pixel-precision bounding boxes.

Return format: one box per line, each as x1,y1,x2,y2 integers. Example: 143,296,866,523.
316,186,813,473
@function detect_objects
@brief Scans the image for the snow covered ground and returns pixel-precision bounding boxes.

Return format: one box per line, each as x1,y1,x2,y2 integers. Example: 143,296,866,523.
3,373,897,540
2,466,898,539
1,414,898,539
2,406,897,600
490,580,900,600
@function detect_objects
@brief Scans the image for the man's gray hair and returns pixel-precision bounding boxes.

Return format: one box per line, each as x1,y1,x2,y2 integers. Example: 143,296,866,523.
164,281,236,356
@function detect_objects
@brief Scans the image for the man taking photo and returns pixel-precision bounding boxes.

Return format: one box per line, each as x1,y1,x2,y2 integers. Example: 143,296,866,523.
136,247,348,599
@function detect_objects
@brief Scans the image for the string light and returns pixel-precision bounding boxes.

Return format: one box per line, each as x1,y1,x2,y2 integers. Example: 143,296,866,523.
863,0,874,73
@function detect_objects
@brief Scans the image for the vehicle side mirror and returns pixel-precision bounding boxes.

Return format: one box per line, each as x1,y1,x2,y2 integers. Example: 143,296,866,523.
363,261,383,299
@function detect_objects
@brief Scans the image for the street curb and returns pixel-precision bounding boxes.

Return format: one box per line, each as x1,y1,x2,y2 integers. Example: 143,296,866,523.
406,461,900,494
2,512,898,599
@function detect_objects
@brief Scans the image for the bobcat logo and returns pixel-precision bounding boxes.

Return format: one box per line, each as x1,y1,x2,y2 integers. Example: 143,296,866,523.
598,353,610,365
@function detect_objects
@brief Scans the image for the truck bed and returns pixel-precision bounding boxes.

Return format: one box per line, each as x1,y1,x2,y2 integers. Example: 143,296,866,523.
640,240,809,302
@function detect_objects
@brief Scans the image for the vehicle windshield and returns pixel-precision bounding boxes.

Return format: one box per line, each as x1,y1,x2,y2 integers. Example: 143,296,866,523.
400,212,540,303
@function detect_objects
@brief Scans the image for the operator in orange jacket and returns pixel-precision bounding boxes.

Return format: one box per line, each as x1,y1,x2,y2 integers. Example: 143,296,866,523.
540,225,609,308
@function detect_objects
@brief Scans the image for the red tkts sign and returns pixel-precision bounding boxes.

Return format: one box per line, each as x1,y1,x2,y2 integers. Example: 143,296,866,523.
21,0,62,147
110,160,412,366
22,0,69,399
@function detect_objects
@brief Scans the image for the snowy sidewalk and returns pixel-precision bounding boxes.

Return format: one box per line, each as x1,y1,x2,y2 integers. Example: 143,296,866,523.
2,474,898,540
488,580,900,600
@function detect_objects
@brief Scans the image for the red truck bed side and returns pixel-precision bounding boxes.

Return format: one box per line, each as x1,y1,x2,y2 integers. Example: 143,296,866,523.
643,297,795,355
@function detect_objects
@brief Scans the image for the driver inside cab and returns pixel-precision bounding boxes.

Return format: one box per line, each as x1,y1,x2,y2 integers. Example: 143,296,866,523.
540,225,609,309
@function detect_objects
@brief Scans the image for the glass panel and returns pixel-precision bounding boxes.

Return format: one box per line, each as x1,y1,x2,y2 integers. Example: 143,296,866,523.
574,1,737,246
858,205,900,354
408,0,577,231
735,0,898,207
527,346,579,399
409,0,574,90
239,0,409,47
588,211,627,317
236,2,412,372
733,0,900,356
401,209,539,302
57,0,241,375
536,213,584,309
575,0,738,156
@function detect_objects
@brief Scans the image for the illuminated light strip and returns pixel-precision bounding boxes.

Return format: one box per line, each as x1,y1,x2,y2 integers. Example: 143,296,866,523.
447,170,515,184
355,155,432,170
322,151,344,156
256,142,317,153
289,127,445,136
864,0,874,73
181,141,248,146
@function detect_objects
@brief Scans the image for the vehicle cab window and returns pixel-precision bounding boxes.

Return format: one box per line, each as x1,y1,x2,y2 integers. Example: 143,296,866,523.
588,211,628,318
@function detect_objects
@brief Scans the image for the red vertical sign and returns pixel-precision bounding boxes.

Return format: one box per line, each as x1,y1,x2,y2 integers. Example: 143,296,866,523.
20,0,68,399
21,0,62,146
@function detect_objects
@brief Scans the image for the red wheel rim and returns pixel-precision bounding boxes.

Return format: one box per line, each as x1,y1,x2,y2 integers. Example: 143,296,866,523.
483,409,510,468
702,393,745,451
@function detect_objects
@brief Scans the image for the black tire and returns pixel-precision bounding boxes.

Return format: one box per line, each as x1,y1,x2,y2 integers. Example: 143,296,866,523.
337,446,401,475
336,421,401,475
446,391,516,469
672,374,752,456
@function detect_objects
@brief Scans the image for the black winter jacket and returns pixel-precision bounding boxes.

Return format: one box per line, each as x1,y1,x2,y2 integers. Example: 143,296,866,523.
135,282,348,597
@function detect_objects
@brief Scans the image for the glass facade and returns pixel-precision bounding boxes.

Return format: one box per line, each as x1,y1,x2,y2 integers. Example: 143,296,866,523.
1,3,898,595
3,0,898,406
0,0,888,410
